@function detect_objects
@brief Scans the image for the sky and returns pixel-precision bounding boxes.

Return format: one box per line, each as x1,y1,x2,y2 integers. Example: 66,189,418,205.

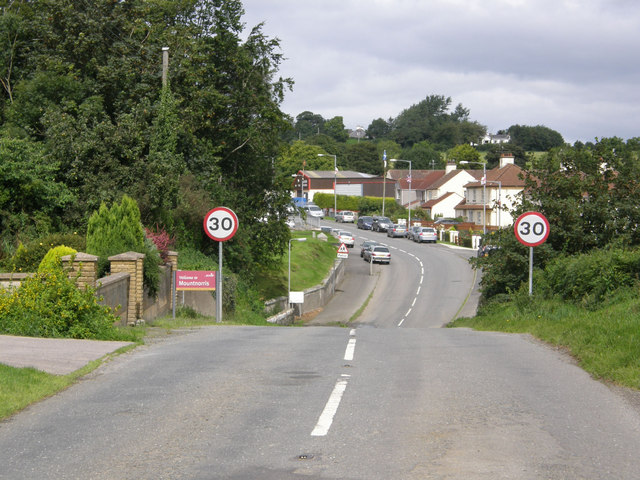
239,0,640,144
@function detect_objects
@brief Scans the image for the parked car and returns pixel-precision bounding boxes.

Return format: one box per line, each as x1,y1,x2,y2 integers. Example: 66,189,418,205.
406,225,422,241
336,210,355,223
372,216,393,232
360,240,379,257
414,227,438,243
303,205,324,218
434,217,461,225
336,230,355,248
387,224,407,237
357,216,374,230
363,245,391,264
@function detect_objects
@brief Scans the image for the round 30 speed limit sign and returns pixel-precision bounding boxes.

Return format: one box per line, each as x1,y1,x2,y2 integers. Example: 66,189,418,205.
203,207,239,242
514,211,550,247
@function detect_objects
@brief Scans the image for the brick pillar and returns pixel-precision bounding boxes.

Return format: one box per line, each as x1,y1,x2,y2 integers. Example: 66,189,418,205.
61,253,98,289
109,252,145,325
166,251,178,272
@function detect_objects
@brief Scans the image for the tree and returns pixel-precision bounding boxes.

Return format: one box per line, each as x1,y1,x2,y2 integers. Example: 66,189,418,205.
344,142,380,174
294,111,325,140
367,118,391,139
323,116,348,142
447,144,480,165
0,137,73,243
405,141,442,169
508,124,565,151
276,141,333,177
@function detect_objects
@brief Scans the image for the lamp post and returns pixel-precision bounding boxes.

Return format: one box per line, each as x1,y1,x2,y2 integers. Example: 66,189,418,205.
486,180,502,228
460,160,487,235
318,154,337,218
288,237,307,306
390,158,412,228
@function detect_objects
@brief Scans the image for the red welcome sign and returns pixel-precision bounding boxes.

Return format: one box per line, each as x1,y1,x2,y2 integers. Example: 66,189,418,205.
175,270,216,291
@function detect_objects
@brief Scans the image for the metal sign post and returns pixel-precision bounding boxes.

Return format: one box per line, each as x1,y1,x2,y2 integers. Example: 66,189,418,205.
203,207,239,322
514,211,550,295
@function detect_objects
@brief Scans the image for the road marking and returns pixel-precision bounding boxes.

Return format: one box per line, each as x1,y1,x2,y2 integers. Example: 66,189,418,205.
344,338,356,361
416,286,421,296
349,328,356,336
311,378,348,436
398,317,405,327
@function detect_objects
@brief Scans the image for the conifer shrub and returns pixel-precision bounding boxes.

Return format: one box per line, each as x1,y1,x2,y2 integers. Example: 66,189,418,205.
86,195,161,296
38,246,77,273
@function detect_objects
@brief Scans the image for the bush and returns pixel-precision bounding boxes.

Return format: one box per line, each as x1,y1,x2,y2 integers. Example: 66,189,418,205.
540,247,640,306
86,195,162,296
38,246,77,273
0,272,123,339
4,233,85,272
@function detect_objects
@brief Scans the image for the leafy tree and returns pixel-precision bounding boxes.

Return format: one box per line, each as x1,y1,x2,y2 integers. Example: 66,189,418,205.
276,141,333,177
508,124,565,151
343,142,379,174
367,118,391,139
294,111,325,140
405,140,443,169
0,137,73,244
447,144,480,165
375,140,402,166
324,116,348,142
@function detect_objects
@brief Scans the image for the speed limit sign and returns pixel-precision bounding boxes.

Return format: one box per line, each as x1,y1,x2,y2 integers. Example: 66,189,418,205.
203,207,239,242
514,211,550,247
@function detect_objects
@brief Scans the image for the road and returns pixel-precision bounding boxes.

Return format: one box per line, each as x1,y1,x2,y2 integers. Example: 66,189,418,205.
1,223,640,479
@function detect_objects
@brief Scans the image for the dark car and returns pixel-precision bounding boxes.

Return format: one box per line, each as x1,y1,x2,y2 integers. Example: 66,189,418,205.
434,217,461,225
357,216,374,230
360,240,379,257
372,216,393,232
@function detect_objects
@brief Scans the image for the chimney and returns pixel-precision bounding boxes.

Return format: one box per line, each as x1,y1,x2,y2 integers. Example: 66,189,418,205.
445,160,457,174
500,153,515,168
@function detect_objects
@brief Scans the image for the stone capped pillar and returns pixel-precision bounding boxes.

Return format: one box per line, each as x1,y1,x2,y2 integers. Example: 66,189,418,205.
166,251,178,272
61,252,98,289
109,252,145,325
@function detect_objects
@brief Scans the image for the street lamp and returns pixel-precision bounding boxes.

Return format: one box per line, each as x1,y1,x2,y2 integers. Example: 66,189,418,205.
390,159,412,228
460,160,487,235
318,154,337,218
486,180,502,228
288,237,307,306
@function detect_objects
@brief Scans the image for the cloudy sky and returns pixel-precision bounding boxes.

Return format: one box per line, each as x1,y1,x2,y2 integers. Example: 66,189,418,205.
240,0,640,144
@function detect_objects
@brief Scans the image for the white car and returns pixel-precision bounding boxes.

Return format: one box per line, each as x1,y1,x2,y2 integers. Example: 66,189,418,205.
336,210,355,223
337,231,355,248
303,205,324,218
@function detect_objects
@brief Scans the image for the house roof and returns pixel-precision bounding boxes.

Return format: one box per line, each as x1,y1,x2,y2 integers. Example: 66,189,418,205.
427,169,478,190
387,169,438,181
301,170,376,179
421,191,459,208
464,163,525,188
397,170,446,190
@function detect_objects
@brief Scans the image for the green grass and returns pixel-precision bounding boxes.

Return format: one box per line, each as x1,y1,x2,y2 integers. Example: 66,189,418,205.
253,232,339,300
451,287,640,390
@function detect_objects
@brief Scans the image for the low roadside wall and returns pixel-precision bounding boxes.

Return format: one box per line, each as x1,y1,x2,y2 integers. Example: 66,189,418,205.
96,272,130,325
266,258,345,325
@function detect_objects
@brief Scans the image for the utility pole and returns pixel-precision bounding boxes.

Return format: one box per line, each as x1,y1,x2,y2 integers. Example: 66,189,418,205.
162,47,169,87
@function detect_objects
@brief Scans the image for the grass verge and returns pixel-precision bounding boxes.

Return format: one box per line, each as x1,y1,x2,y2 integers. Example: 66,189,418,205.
450,287,640,390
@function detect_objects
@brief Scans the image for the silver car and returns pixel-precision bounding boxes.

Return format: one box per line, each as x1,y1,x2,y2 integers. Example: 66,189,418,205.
414,227,438,243
387,224,407,237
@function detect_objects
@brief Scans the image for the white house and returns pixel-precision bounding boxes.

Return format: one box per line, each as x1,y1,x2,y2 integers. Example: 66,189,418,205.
455,154,525,228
